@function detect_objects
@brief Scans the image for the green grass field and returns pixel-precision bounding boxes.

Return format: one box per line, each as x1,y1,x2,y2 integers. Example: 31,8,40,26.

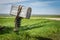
0,16,60,40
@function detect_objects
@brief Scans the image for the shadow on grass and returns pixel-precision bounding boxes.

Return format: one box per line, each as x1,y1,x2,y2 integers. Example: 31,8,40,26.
23,32,53,40
20,22,45,31
0,23,53,40
0,26,13,35
35,37,53,40
0,22,46,35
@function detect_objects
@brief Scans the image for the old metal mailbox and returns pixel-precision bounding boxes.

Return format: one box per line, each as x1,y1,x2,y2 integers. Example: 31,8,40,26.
10,5,32,19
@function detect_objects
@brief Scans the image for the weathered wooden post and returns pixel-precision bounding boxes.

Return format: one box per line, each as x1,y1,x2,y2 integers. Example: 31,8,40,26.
10,5,32,32
14,5,22,32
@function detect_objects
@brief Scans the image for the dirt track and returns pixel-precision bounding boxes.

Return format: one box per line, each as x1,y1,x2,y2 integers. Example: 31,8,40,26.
31,17,60,21
45,18,60,20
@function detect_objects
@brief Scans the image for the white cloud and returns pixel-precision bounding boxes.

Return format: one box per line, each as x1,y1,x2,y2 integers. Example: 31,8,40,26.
0,0,29,14
32,7,60,15
29,1,56,7
0,0,60,15
0,5,11,13
20,0,28,2
28,1,60,15
0,0,28,4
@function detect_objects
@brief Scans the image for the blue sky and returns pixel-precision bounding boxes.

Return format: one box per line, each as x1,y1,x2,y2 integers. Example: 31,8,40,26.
0,0,60,15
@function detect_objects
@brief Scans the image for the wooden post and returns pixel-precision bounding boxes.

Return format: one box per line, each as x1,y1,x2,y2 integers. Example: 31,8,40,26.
14,5,22,32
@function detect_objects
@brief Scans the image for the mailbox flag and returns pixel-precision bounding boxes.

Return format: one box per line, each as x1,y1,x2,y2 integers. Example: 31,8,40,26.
10,5,32,19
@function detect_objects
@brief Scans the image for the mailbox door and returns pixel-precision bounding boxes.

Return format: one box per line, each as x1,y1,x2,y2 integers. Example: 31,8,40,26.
26,7,32,19
19,7,32,19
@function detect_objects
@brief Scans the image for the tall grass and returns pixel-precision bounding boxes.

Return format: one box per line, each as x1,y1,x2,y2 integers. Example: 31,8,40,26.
0,17,60,40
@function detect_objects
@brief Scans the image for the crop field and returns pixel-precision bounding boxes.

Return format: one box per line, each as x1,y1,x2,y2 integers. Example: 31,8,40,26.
0,16,60,40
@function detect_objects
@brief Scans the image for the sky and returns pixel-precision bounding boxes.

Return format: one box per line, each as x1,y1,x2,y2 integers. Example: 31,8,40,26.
0,0,60,15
